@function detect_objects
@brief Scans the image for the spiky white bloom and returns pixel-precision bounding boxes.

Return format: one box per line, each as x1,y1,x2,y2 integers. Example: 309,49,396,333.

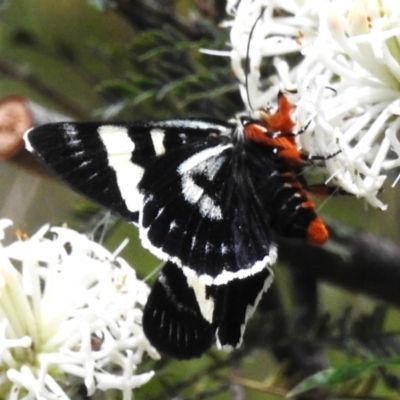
0,219,159,400
225,0,400,209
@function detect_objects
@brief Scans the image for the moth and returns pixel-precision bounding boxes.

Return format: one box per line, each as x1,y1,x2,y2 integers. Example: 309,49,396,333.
25,93,328,359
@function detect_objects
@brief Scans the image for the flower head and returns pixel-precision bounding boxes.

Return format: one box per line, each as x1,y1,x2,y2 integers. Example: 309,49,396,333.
0,219,159,400
225,0,400,209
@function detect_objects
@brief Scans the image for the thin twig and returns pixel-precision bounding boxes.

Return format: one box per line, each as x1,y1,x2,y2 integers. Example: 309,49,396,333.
277,220,400,306
0,58,89,119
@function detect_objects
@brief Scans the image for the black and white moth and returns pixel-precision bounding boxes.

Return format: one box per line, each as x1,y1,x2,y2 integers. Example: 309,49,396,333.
25,95,328,359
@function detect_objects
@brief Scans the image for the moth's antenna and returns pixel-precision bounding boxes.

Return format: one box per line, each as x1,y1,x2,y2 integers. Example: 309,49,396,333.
245,7,266,111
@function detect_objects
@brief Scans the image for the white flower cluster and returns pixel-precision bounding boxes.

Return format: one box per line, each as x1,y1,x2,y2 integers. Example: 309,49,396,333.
0,219,159,400
225,0,400,209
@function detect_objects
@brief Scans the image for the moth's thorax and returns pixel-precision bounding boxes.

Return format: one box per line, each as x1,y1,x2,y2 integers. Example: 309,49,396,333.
231,93,299,160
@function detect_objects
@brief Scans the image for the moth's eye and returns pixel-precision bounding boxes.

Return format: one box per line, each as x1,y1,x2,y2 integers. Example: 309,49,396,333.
239,116,253,126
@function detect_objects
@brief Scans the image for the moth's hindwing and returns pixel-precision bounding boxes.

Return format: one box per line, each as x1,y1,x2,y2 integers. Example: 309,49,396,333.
143,261,273,359
143,261,214,359
211,266,273,350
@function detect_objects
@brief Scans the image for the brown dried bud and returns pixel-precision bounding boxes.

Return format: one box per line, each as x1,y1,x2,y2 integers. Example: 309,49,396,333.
0,95,33,160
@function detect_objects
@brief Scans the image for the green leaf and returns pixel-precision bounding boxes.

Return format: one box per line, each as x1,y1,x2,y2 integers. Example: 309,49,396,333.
287,357,400,397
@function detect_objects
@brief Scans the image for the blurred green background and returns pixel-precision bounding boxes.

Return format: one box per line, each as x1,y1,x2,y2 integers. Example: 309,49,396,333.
2,1,400,399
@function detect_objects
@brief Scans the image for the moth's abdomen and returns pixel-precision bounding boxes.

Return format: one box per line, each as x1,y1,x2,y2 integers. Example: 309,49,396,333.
261,171,328,245
306,215,328,245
